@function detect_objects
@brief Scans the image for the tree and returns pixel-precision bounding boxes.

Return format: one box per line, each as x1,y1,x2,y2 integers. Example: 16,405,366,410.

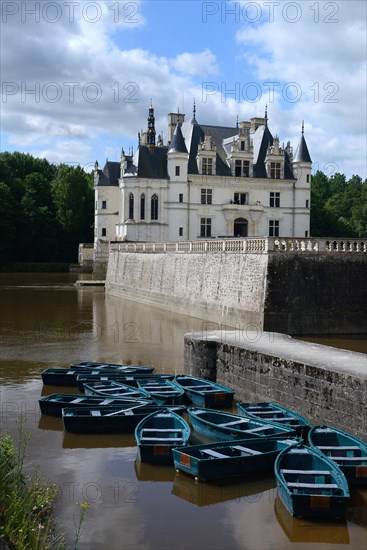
51,165,94,260
0,182,17,261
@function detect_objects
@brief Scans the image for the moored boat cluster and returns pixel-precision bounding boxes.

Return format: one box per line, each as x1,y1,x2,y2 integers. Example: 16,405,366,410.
39,361,367,519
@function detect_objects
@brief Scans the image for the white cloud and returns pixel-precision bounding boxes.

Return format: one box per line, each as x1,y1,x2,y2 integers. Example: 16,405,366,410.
171,49,219,76
233,0,367,177
1,0,366,178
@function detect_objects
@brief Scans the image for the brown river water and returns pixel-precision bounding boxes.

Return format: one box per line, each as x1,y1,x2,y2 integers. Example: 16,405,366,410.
0,273,366,550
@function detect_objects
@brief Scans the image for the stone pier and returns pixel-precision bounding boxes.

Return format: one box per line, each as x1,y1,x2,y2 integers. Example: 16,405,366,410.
184,330,367,441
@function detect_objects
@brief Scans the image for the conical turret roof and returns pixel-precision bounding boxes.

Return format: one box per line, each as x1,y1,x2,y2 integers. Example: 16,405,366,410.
168,124,188,154
293,125,312,163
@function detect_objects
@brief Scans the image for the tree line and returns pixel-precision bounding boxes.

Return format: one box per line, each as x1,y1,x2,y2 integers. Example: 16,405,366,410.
0,152,94,263
0,152,365,264
310,171,366,238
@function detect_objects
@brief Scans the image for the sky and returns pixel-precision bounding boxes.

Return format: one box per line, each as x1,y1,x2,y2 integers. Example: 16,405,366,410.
1,0,366,179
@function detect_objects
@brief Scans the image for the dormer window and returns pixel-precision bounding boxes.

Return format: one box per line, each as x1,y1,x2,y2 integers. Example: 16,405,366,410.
270,162,281,179
240,141,245,151
235,160,250,177
202,158,213,175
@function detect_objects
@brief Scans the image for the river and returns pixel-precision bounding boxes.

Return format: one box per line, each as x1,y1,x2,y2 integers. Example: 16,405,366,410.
0,273,366,550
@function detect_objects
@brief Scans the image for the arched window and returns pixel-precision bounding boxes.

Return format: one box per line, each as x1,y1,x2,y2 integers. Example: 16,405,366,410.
140,193,145,220
151,194,158,220
234,218,248,237
129,193,134,219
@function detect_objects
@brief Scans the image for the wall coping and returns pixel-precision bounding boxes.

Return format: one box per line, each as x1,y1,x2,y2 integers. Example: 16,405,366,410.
110,237,366,254
185,331,367,379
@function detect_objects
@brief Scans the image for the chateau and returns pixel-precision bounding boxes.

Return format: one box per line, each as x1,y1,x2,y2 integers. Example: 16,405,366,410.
94,105,312,261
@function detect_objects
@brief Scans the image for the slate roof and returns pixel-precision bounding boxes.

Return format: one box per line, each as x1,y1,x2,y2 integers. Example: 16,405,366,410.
168,124,188,153
293,134,312,163
98,118,302,181
95,161,120,186
135,145,169,179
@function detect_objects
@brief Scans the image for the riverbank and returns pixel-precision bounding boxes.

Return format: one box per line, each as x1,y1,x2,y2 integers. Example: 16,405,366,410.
0,263,71,273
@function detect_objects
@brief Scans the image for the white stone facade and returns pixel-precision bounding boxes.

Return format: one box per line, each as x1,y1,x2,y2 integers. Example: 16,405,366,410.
94,109,312,257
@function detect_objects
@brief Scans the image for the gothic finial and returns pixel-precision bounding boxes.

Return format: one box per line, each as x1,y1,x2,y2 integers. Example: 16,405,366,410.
192,98,197,123
236,115,239,129
265,105,268,125
302,120,304,135
138,131,141,145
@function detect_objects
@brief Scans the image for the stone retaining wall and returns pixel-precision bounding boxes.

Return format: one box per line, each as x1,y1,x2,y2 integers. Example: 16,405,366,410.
184,330,367,441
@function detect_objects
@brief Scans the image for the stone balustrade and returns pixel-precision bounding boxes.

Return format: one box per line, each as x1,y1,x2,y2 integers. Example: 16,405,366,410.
110,237,366,255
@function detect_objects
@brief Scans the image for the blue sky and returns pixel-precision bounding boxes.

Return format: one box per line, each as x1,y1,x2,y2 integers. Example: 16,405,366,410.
1,1,366,179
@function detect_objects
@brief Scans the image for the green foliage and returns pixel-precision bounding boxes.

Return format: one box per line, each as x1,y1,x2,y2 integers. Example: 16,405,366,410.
0,419,65,550
0,152,94,263
311,171,367,237
0,417,89,550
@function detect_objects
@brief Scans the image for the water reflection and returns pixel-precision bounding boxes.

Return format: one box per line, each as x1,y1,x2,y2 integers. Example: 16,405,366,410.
172,471,276,507
347,488,367,527
274,495,350,544
134,458,175,482
38,414,63,432
62,431,136,449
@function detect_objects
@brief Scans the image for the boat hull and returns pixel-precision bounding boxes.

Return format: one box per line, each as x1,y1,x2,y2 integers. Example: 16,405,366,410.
62,405,186,434
135,411,190,464
173,437,300,481
175,375,234,408
275,445,350,518
308,425,367,486
39,394,149,417
237,402,310,438
188,407,295,442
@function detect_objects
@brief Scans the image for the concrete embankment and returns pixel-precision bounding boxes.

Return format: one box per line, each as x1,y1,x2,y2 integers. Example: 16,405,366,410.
184,330,367,441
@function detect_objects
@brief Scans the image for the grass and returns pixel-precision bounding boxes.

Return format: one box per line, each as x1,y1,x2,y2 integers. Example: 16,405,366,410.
0,417,88,549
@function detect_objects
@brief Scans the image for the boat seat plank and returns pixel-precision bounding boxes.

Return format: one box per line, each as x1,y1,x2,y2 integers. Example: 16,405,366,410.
142,428,183,433
317,446,360,450
245,426,273,433
281,469,331,475
231,445,262,455
332,456,367,462
219,419,249,427
201,449,229,459
71,398,84,403
287,482,339,489
139,437,183,442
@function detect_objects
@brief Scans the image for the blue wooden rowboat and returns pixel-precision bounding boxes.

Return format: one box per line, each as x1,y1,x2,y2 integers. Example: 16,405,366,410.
62,404,186,434
72,361,154,372
76,373,174,392
135,410,190,464
39,394,150,417
42,366,153,386
82,380,152,400
274,444,350,518
237,402,310,438
172,437,300,481
308,425,367,486
174,375,234,408
187,407,295,441
137,379,185,405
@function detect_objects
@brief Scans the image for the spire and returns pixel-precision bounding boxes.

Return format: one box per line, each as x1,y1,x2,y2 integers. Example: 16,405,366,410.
236,115,239,129
293,122,312,163
264,105,268,126
191,99,197,124
146,102,156,147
